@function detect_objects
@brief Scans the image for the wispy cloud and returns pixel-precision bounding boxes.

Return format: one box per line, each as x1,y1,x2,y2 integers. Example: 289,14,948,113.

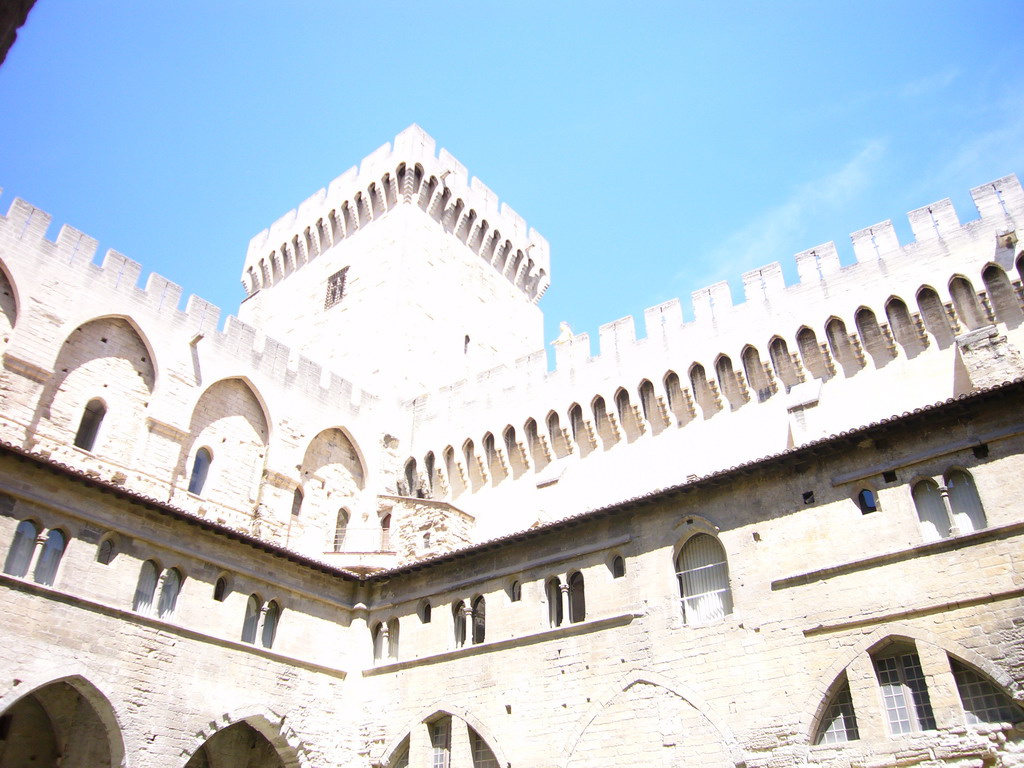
683,140,886,289
900,68,959,98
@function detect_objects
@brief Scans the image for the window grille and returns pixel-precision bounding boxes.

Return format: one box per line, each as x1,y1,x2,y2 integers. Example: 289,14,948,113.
815,679,859,744
470,728,499,768
874,651,936,734
333,509,349,552
676,534,732,625
324,267,349,309
950,658,1024,724
430,718,450,768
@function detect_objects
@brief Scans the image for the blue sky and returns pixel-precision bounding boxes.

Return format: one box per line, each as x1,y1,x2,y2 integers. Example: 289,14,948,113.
1,1,1022,357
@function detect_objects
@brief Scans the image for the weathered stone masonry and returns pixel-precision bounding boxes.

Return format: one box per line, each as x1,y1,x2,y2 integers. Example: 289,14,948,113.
0,126,1021,767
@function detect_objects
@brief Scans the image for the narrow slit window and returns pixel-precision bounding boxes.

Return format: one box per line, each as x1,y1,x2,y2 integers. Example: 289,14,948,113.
73,399,106,451
188,447,212,496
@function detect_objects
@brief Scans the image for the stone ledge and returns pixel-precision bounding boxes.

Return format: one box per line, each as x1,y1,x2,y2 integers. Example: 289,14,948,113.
0,572,348,678
773,519,1024,591
363,611,640,675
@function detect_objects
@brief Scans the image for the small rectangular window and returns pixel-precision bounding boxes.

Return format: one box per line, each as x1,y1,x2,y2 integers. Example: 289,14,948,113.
325,267,349,309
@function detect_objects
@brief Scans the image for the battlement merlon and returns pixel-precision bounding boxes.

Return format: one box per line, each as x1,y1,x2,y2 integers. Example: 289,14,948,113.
241,124,552,304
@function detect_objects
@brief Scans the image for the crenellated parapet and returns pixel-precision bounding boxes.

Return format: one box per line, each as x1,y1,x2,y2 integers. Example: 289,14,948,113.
396,175,1024,518
0,195,382,414
241,124,552,303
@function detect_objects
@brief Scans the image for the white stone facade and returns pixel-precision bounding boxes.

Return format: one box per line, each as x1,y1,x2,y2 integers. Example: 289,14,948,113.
0,126,1021,767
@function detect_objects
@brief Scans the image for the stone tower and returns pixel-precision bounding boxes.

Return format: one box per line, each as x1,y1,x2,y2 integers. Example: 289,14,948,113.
237,124,551,400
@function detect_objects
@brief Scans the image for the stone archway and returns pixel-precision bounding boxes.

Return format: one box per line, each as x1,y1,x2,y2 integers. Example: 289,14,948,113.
0,679,121,768
184,722,285,768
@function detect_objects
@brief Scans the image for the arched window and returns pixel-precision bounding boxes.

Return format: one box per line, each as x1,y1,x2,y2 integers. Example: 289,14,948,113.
380,514,392,551
945,470,986,534
471,596,486,644
419,601,432,623
872,645,936,734
546,577,563,627
403,458,418,497
133,560,159,615
676,534,732,625
97,537,116,565
333,509,349,552
469,727,499,768
213,576,228,602
290,487,303,517
261,601,279,648
157,568,182,619
4,519,38,577
611,555,626,578
424,452,435,496
638,380,656,422
387,618,400,659
509,580,522,602
568,571,585,623
188,447,213,496
241,595,261,643
814,676,859,744
453,601,467,648
949,657,1024,724
569,404,585,443
857,488,878,514
33,529,66,586
912,479,950,542
73,399,106,451
372,621,385,661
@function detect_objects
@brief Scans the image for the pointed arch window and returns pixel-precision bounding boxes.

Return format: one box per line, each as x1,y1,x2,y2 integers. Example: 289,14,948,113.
380,514,392,551
372,621,386,661
469,727,499,768
133,560,159,615
4,519,39,578
188,447,213,496
213,576,228,602
912,479,949,542
873,647,936,734
676,534,732,625
568,571,586,623
950,657,1024,725
453,601,467,648
387,618,400,659
945,469,986,534
814,676,859,744
73,399,106,451
33,529,66,586
157,568,182,619
241,594,261,643
333,509,349,552
290,487,303,517
471,596,486,644
546,577,563,627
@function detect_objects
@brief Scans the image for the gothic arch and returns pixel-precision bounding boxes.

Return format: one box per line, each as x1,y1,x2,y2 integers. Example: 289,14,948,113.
0,671,127,768
562,669,742,767
797,622,1023,740
376,703,508,768
0,257,20,341
180,705,310,768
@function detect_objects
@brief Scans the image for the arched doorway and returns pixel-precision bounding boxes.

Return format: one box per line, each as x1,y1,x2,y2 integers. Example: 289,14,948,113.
0,679,122,768
184,721,285,768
